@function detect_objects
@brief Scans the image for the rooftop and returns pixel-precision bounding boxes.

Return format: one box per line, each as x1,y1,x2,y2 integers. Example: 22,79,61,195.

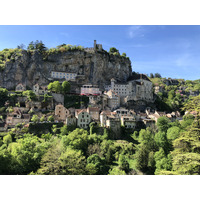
127,73,151,82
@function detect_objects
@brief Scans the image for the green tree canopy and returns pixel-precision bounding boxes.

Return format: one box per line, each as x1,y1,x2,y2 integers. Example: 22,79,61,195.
59,148,87,175
0,87,8,107
167,126,181,141
31,115,39,123
109,47,119,54
157,116,170,133
47,81,62,93
48,115,54,122
62,81,71,94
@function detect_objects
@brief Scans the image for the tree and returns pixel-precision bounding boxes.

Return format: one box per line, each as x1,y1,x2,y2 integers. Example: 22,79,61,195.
60,125,69,136
121,53,126,57
27,40,47,52
86,154,106,175
52,125,59,134
157,117,170,133
57,44,67,49
155,73,162,78
40,115,46,122
17,44,25,50
108,167,126,175
23,90,37,101
31,115,39,123
0,148,13,175
8,134,49,174
109,47,119,54
62,81,70,94
48,115,54,122
89,122,96,135
61,129,89,153
27,41,35,50
150,73,154,78
36,139,62,175
137,128,157,151
35,40,47,52
47,81,62,93
154,131,169,152
182,95,200,117
170,120,200,174
118,154,130,173
0,87,8,107
3,134,12,146
53,81,62,93
172,153,200,175
167,126,180,141
59,148,87,175
135,144,149,172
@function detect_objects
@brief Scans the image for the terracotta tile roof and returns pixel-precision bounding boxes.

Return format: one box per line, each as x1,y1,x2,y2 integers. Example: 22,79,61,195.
77,109,87,115
100,110,111,115
87,107,100,112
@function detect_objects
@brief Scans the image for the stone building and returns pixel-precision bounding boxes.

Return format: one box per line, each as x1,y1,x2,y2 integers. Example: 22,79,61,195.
51,71,77,81
121,115,136,129
105,74,154,106
33,84,48,95
87,107,100,121
76,109,91,129
106,78,128,97
105,115,121,139
113,107,131,117
142,118,155,128
104,90,120,110
15,83,26,92
6,109,30,127
81,84,101,96
66,115,77,126
126,74,153,102
55,104,70,122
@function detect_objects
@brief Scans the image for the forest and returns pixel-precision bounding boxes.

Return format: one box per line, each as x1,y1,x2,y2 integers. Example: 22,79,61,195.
0,95,200,175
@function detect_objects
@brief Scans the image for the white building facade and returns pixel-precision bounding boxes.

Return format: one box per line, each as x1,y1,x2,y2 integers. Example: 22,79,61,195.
51,71,77,81
105,74,154,103
81,84,101,95
76,110,91,129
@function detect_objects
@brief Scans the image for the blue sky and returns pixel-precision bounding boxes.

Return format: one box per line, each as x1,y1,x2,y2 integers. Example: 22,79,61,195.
0,25,200,80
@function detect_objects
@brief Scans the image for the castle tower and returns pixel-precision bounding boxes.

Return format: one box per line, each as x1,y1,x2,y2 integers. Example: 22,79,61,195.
94,40,97,51
111,78,116,90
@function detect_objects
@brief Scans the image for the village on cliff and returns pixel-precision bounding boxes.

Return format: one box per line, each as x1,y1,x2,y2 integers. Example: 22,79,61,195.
0,40,197,138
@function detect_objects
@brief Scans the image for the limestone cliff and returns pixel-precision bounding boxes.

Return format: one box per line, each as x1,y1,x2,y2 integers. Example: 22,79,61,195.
0,49,132,90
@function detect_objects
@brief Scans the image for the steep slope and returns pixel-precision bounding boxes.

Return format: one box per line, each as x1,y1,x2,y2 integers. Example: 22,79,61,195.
0,49,132,90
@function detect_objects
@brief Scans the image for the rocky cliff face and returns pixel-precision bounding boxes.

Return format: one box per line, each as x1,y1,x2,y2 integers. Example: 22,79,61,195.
0,50,132,90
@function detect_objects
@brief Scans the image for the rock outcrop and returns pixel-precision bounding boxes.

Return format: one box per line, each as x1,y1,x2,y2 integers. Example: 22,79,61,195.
0,49,132,90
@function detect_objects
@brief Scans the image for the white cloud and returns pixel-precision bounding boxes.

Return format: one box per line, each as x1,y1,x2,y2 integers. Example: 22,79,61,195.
128,25,145,38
